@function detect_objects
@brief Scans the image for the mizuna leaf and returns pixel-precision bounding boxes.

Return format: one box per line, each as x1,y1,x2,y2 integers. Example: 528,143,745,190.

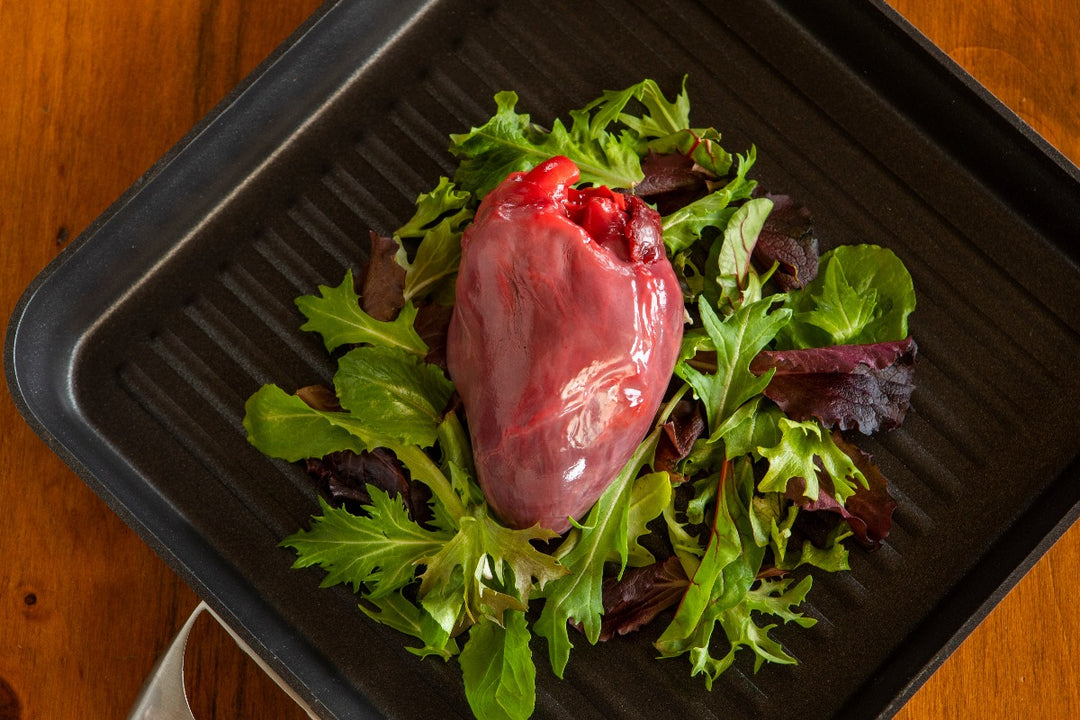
783,432,898,546
757,417,867,503
449,90,643,198
395,176,473,240
394,178,474,305
418,506,564,628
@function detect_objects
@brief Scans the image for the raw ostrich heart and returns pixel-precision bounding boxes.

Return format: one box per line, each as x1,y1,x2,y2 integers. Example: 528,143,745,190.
446,156,684,532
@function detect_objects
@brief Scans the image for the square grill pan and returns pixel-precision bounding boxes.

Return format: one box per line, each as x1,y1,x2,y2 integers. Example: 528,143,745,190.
7,0,1080,718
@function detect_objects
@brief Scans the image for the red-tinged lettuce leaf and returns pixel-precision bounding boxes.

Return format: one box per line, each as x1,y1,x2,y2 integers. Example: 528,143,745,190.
784,432,897,545
635,152,712,215
750,337,917,434
294,384,435,522
592,556,689,641
414,301,454,371
654,398,706,480
306,448,433,525
361,231,407,322
750,189,818,291
296,384,343,412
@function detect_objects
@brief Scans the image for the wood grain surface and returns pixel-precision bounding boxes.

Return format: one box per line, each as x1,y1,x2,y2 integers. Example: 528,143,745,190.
1,1,1077,718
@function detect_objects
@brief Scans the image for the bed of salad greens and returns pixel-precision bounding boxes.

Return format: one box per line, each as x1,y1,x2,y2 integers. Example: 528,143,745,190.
243,78,917,720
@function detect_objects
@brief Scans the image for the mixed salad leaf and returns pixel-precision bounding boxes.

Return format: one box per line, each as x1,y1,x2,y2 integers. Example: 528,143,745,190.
243,78,917,720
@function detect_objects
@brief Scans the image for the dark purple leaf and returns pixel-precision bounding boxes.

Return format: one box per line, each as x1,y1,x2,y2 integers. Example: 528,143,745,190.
634,152,712,215
750,337,917,434
361,231,406,322
414,302,454,371
306,448,433,524
296,388,433,522
296,384,342,412
588,556,689,641
784,432,896,546
653,398,705,481
751,189,818,291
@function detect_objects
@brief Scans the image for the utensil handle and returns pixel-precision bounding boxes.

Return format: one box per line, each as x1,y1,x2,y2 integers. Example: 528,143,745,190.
127,601,320,719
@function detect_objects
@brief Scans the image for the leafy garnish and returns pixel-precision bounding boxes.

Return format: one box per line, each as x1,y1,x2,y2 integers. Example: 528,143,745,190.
295,270,428,355
594,556,689,641
675,295,791,437
661,148,756,255
393,177,473,305
757,417,867,503
243,77,917,720
535,430,662,677
705,195,774,311
282,493,448,596
777,244,916,349
243,384,374,461
750,337,918,434
459,611,536,720
750,190,819,291
333,344,453,449
449,90,644,198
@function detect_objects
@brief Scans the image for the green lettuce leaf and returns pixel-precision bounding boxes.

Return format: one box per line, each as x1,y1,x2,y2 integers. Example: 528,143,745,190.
449,89,643,198
243,384,377,461
459,610,536,720
777,244,916,348
333,344,454,449
295,270,428,355
705,196,774,311
394,177,474,304
418,504,565,628
535,430,662,678
687,575,814,684
360,589,460,660
646,126,733,179
619,471,673,567
757,417,867,502
395,177,473,240
661,148,756,255
654,461,745,654
655,458,815,688
281,494,449,596
609,76,691,140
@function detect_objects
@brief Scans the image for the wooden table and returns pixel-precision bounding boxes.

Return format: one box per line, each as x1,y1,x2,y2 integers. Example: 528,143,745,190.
1,2,1077,718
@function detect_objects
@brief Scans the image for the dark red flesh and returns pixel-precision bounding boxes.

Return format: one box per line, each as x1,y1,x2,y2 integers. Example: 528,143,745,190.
446,156,683,532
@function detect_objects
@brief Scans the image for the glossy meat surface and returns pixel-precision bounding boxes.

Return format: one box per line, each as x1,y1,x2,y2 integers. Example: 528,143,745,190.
446,156,683,532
